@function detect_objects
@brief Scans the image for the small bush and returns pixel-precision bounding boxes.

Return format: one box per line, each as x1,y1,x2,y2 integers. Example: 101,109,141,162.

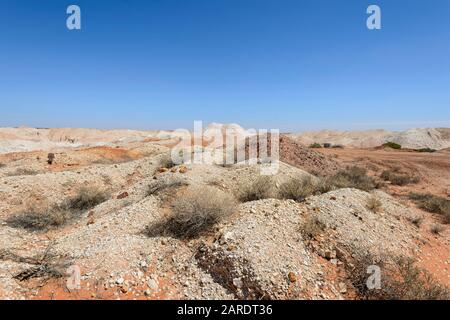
238,176,274,202
415,148,436,153
430,224,445,235
145,187,236,239
328,166,376,192
279,176,321,202
147,178,188,197
299,216,326,239
309,143,322,148
332,144,344,149
409,216,423,227
380,170,420,186
63,186,109,211
382,142,402,150
366,196,382,212
159,153,176,169
0,163,5,168
409,193,450,224
347,249,448,300
6,207,71,232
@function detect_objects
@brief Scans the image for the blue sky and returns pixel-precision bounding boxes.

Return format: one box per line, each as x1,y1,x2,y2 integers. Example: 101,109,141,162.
1,0,449,131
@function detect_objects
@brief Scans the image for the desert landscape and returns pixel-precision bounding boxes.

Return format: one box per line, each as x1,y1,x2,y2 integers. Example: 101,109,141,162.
0,124,448,300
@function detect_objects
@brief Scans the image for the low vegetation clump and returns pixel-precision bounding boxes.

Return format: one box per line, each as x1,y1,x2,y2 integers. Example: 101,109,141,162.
347,250,448,300
380,170,420,186
327,166,376,192
6,186,109,231
309,143,322,148
6,168,40,177
147,178,188,197
238,176,274,202
299,216,326,239
0,163,5,168
409,193,450,224
430,224,445,235
145,186,236,239
279,176,323,202
366,195,382,212
159,153,176,169
382,142,402,150
408,216,423,227
415,148,437,153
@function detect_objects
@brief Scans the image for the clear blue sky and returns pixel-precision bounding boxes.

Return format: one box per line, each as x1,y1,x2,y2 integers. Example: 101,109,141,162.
1,0,449,131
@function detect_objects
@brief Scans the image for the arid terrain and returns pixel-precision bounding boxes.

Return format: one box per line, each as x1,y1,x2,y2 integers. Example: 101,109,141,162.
0,125,448,300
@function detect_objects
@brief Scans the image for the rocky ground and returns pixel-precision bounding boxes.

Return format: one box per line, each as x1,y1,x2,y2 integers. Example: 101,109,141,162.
0,127,448,300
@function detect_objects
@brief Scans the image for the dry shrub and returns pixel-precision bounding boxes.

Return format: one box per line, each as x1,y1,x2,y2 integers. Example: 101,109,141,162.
430,224,445,235
279,176,322,202
366,195,382,213
409,193,450,224
408,216,423,227
6,206,72,232
7,186,109,232
347,249,448,300
299,216,326,239
63,186,109,211
145,186,236,239
328,166,376,192
147,178,188,197
238,176,274,202
159,153,176,169
380,170,420,186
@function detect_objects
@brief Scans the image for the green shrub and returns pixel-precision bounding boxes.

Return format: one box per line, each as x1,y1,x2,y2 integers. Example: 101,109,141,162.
382,142,402,150
415,148,436,153
309,143,322,148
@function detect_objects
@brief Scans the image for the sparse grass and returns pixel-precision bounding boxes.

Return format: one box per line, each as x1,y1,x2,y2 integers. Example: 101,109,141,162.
409,193,450,224
366,195,382,213
327,166,376,192
6,186,109,232
62,186,109,211
6,207,72,232
0,247,71,282
380,170,420,186
0,163,6,168
238,176,274,202
382,142,402,150
430,224,445,235
408,216,423,228
309,143,322,148
347,249,448,300
299,216,326,239
147,178,188,197
6,168,40,176
145,186,236,239
278,176,322,202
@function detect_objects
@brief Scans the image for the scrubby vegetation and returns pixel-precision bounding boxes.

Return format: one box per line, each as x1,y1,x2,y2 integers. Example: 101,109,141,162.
147,178,188,197
6,168,40,177
6,186,109,231
299,216,326,239
327,166,376,192
309,143,322,148
145,187,236,239
380,169,420,186
278,176,329,202
415,148,437,153
409,193,450,224
430,224,445,235
366,195,382,213
382,142,402,150
238,176,274,202
347,250,448,300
